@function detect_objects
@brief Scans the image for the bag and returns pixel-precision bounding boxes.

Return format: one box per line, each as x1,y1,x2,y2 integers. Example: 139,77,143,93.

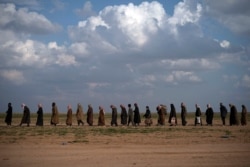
171,117,176,124
196,116,201,124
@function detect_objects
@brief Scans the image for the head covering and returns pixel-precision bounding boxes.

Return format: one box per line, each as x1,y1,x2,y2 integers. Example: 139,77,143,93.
21,103,25,108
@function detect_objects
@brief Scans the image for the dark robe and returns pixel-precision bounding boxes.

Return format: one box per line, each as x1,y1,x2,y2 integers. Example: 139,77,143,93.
168,104,177,125
195,107,202,126
241,105,247,126
111,107,118,126
5,104,12,125
134,105,141,125
121,107,128,125
98,108,105,126
205,107,214,125
51,105,59,125
143,108,152,126
66,108,73,126
230,105,239,126
87,106,94,126
21,106,30,125
36,107,43,126
181,105,187,126
220,104,227,125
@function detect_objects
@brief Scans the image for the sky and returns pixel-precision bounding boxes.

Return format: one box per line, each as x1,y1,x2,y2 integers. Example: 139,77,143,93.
0,0,249,113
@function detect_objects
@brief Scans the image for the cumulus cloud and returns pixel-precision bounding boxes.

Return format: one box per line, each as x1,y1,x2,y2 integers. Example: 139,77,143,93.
220,40,230,48
205,0,250,36
165,71,202,84
0,69,25,85
0,3,60,34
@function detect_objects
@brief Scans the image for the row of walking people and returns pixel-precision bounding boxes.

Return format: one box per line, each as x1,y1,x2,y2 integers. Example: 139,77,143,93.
4,102,247,127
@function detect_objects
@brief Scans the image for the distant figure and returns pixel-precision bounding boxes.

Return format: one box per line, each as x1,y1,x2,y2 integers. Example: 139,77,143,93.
19,103,30,127
220,103,228,126
205,104,214,126
133,103,141,126
157,104,167,126
194,104,202,126
76,103,84,126
181,103,187,126
110,105,118,126
66,105,73,126
168,104,177,126
127,104,134,126
143,106,152,126
241,105,247,126
5,103,12,126
120,105,128,126
229,104,239,126
98,106,105,126
36,104,43,126
51,102,59,126
87,104,94,126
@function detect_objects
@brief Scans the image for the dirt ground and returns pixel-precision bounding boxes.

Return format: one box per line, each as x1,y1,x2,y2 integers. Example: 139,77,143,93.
0,115,250,167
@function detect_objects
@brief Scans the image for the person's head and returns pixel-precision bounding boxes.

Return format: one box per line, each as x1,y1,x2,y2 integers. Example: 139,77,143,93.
146,106,149,109
68,104,71,110
8,102,11,107
21,103,25,109
128,104,131,107
242,105,245,109
207,104,210,108
220,102,223,107
52,102,56,107
38,103,42,108
134,103,137,107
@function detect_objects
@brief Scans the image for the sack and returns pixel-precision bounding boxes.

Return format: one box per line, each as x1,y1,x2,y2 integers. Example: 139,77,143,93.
196,116,201,124
171,117,176,124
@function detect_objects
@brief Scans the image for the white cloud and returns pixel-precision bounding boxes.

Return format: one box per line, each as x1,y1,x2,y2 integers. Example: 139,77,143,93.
220,40,230,48
160,58,220,70
164,71,202,84
168,0,202,34
241,74,250,88
0,69,25,85
205,0,250,36
0,3,60,34
69,42,89,57
55,54,77,66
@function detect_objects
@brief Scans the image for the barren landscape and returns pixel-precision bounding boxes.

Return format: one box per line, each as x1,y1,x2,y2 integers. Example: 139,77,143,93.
0,113,249,167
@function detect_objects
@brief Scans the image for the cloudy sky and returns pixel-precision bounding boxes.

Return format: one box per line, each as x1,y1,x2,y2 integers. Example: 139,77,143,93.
0,0,249,113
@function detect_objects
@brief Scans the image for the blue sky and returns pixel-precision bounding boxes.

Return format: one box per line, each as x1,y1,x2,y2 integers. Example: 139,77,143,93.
0,0,249,113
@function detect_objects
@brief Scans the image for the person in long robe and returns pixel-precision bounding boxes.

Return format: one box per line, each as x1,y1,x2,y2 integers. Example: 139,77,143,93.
205,104,214,126
157,105,166,126
194,104,202,126
20,103,30,127
143,106,152,126
168,103,177,126
220,103,228,126
241,105,247,126
76,103,84,126
133,103,141,126
66,105,73,126
87,104,93,126
36,104,43,126
120,105,128,126
181,102,187,126
98,106,105,126
51,102,59,126
127,104,134,126
229,104,239,126
5,103,12,126
110,105,118,126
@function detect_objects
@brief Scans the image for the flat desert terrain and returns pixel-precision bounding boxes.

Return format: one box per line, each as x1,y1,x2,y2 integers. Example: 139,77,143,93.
0,112,249,167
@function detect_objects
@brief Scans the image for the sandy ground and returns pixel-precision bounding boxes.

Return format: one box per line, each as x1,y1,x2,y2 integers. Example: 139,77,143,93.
0,115,250,167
